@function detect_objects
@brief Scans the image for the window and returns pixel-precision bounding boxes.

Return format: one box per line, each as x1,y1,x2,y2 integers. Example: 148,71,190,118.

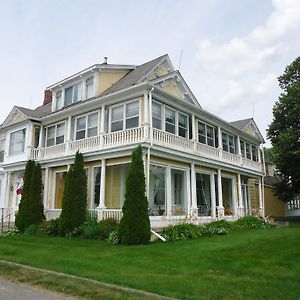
245,142,251,159
64,82,82,106
56,91,63,110
93,167,101,208
240,140,245,157
165,107,176,134
171,169,186,215
196,173,211,216
251,145,258,162
86,77,94,99
46,123,65,147
0,138,5,162
75,113,98,140
111,100,140,132
9,129,26,155
152,102,162,129
222,132,235,154
198,121,215,147
178,113,188,138
240,139,259,161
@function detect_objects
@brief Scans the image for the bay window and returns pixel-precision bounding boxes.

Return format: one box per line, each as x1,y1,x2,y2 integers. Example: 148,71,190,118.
111,100,140,132
46,123,65,147
75,112,98,140
198,121,215,147
9,129,26,155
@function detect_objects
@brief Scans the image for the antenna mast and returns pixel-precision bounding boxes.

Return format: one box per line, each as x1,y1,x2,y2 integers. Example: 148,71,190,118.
178,49,183,71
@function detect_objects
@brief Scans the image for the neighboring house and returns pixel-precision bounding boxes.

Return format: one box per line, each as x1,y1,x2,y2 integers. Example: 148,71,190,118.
0,54,265,228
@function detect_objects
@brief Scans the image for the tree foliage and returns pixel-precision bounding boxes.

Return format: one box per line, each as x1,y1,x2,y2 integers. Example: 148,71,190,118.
58,152,87,236
267,57,300,201
15,160,45,232
119,145,151,245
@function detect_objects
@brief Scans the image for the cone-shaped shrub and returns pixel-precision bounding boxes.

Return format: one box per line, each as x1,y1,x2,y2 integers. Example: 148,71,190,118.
15,160,45,232
58,151,87,236
119,145,151,244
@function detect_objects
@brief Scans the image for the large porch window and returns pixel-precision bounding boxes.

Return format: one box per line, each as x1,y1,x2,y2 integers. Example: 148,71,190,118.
55,172,67,209
198,121,215,147
222,177,234,215
196,173,211,216
93,167,101,208
171,169,187,215
149,165,166,216
222,132,236,154
241,177,250,214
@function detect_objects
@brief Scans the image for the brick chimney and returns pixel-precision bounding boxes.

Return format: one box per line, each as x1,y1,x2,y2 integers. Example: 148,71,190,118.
43,90,53,105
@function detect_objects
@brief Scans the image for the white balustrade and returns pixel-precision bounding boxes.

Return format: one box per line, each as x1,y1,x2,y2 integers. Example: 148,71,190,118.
44,209,62,220
242,157,261,172
69,135,102,154
221,151,241,166
196,142,220,159
101,209,123,221
152,128,194,151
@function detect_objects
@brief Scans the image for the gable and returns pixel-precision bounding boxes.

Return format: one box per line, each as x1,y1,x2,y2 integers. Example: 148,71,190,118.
2,107,28,128
243,121,263,141
152,72,202,108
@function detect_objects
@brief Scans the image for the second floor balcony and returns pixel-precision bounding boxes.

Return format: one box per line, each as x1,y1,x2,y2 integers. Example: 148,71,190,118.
29,126,262,173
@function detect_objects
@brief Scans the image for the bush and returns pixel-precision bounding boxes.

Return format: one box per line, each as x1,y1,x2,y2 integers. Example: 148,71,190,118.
119,146,151,245
162,223,202,241
58,152,87,236
200,220,234,236
37,219,59,237
3,228,20,237
80,211,101,239
23,224,38,236
108,229,121,244
235,216,271,229
98,218,119,240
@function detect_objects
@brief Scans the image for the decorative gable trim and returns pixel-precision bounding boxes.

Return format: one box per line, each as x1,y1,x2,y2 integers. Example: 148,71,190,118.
151,71,202,108
242,119,265,143
2,107,28,128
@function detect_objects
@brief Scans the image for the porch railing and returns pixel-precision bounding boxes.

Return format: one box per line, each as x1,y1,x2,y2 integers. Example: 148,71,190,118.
0,208,16,234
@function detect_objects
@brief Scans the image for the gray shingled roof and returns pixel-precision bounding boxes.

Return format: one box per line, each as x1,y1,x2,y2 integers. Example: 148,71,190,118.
101,54,168,96
264,175,279,187
230,118,253,130
16,102,52,119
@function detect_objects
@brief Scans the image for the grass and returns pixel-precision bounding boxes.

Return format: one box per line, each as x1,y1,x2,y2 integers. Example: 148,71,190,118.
0,227,300,299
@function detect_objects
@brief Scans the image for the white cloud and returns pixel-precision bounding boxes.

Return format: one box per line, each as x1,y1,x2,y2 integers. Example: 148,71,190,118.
193,0,300,143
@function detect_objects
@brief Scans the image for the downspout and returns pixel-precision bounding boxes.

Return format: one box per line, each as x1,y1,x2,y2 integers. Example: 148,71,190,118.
149,87,154,147
261,144,266,217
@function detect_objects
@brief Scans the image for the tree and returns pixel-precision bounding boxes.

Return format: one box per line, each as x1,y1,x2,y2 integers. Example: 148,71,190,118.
267,56,300,201
119,145,151,244
15,160,45,232
58,152,87,236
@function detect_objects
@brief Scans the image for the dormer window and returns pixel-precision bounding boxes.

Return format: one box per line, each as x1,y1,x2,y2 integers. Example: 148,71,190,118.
64,82,82,106
56,91,63,110
86,77,94,99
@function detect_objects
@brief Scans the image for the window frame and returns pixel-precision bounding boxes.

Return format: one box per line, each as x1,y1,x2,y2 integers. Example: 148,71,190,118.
64,81,82,107
222,131,236,154
74,111,99,141
197,121,215,147
45,121,66,147
9,128,26,156
86,76,94,99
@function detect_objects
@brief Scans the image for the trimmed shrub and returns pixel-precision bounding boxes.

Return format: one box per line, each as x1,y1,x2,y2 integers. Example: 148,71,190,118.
162,223,202,241
235,216,271,229
80,211,101,239
37,219,59,237
98,218,119,240
119,145,151,245
3,228,20,237
24,224,39,236
15,160,45,232
58,152,87,236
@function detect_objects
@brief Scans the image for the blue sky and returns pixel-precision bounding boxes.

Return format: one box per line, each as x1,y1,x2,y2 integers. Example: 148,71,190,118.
1,0,299,145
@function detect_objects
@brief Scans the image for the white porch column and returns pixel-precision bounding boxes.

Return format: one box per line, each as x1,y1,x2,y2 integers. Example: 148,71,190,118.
210,173,216,219
186,168,191,217
218,126,223,159
237,173,244,217
38,126,43,148
190,163,198,218
258,177,264,217
146,148,150,201
143,92,149,141
65,116,72,155
166,165,172,217
149,89,153,144
192,114,197,151
1,172,8,208
100,105,106,148
43,168,50,210
232,176,238,217
98,159,106,210
237,136,241,156
217,169,224,218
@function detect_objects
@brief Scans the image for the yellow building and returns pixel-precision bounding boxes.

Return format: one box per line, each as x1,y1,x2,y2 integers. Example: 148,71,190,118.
0,55,266,228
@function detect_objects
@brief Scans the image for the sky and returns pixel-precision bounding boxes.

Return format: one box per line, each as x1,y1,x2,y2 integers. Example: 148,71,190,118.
0,0,300,146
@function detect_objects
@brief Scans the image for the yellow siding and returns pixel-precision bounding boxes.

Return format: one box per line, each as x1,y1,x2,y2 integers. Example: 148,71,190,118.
151,156,189,168
107,156,131,166
49,166,67,209
105,165,121,209
147,66,168,80
161,84,181,98
244,126,255,136
264,186,285,217
98,70,129,95
195,165,216,173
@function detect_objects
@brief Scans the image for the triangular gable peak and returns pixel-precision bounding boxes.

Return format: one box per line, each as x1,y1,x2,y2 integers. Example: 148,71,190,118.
241,119,264,142
151,71,202,108
2,107,28,128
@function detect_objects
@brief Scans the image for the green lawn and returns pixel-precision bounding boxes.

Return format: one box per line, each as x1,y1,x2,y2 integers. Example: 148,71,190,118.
0,227,300,300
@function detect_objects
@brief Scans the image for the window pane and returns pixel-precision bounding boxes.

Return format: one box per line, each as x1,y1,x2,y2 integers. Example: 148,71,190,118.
56,136,64,144
112,106,123,122
165,108,175,124
56,123,65,138
252,145,257,161
65,86,73,106
77,117,86,131
126,117,139,129
198,122,205,136
171,170,186,215
196,173,211,216
179,127,187,138
207,125,214,139
76,130,86,140
241,140,245,157
246,143,251,159
47,126,55,139
153,118,161,129
9,129,26,155
86,77,94,99
111,121,123,132
73,82,82,102
229,135,235,154
88,113,98,128
152,102,161,119
199,135,206,144
178,113,187,129
94,167,101,207
207,137,214,147
56,91,62,110
222,133,228,152
166,123,175,134
47,138,55,147
87,127,97,137
126,101,139,118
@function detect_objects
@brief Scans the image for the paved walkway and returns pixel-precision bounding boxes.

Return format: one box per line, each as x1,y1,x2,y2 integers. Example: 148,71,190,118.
0,278,73,300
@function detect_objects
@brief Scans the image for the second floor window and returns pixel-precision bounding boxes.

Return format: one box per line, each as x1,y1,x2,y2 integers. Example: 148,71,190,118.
240,140,258,161
111,100,139,132
46,123,65,147
222,132,235,154
198,122,215,147
9,129,26,155
165,107,176,134
178,113,188,138
86,77,94,99
65,82,82,106
152,102,162,129
75,113,98,140
0,138,5,162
